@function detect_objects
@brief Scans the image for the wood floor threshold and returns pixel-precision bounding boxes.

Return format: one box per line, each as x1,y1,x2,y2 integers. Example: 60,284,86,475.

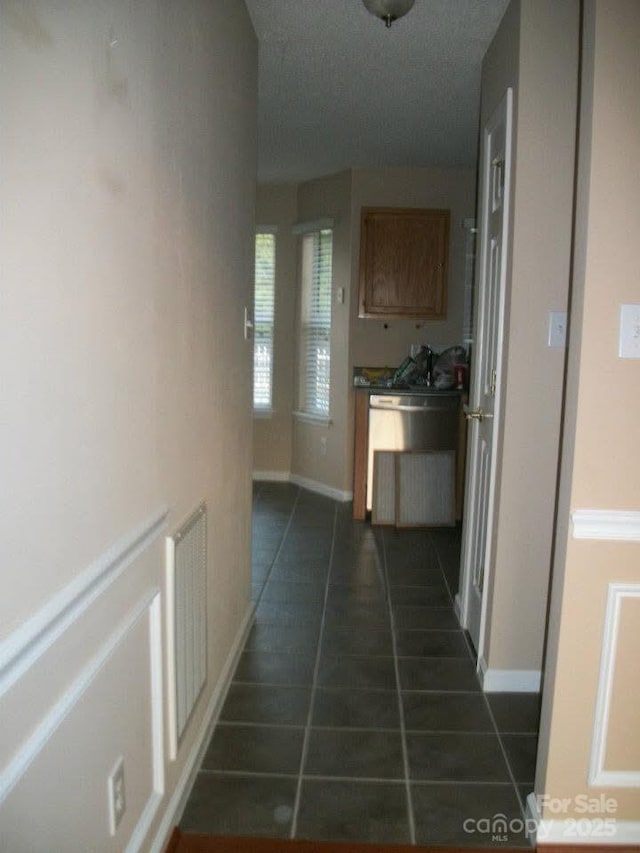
165,828,530,853
167,828,640,853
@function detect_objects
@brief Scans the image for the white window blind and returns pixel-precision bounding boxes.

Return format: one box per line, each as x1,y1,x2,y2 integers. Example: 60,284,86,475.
299,228,333,417
253,232,276,411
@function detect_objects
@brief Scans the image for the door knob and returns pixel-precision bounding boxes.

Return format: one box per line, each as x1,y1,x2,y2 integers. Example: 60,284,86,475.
464,405,493,422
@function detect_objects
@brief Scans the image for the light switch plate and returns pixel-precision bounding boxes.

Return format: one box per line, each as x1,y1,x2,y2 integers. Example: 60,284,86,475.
548,311,567,348
619,304,640,358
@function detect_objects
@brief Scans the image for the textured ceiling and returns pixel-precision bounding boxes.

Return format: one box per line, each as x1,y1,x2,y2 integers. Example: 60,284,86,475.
245,0,510,184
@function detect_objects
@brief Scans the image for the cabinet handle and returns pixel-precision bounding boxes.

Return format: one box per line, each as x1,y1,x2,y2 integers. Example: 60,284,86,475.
373,403,452,413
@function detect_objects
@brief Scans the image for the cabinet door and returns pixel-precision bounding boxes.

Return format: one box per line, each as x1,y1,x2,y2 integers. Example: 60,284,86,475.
358,207,449,319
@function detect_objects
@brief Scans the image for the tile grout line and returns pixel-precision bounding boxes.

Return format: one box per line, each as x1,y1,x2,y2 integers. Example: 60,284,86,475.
482,690,530,820
289,502,339,839
208,485,300,809
231,677,483,693
198,765,519,786
197,493,537,846
216,719,522,736
428,530,457,612
461,627,477,661
253,487,302,608
428,531,534,828
427,531,481,669
380,528,416,846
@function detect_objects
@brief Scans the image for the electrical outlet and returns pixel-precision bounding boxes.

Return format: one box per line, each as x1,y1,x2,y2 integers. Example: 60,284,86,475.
320,436,327,455
108,757,126,835
548,311,567,348
619,304,640,358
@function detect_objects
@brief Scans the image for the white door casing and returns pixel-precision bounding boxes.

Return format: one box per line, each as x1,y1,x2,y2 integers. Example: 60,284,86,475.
458,88,513,659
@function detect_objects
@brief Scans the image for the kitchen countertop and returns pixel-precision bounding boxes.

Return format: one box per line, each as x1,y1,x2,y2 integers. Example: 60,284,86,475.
352,366,466,397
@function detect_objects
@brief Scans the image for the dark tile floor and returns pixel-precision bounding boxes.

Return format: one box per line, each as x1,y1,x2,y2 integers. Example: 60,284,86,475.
181,483,541,847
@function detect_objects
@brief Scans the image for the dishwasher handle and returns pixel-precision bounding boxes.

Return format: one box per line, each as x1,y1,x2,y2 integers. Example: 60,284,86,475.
370,400,453,413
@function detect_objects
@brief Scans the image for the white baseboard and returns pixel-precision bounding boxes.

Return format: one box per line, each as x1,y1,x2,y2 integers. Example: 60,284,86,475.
149,601,255,853
289,473,353,503
479,658,541,692
537,820,640,845
252,470,290,482
252,470,353,502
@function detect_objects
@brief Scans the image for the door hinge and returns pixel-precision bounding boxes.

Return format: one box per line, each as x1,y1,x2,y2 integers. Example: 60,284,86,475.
490,369,497,396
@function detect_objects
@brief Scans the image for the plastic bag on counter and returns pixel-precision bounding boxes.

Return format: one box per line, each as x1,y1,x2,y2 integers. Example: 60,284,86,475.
432,346,468,389
392,356,418,385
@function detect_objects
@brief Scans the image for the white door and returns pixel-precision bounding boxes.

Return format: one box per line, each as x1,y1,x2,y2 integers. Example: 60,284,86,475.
459,88,513,657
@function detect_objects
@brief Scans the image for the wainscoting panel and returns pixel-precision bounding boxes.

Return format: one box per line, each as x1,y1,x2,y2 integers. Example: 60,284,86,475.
0,589,164,852
589,582,640,788
0,510,168,852
0,506,168,699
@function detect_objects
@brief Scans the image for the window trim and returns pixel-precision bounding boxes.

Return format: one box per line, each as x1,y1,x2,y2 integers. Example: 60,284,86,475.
292,410,332,426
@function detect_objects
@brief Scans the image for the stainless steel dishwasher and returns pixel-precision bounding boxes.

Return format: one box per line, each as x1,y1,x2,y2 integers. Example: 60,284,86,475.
366,393,459,512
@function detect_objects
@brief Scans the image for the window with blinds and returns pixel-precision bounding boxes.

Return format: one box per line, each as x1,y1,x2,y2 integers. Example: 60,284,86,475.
253,232,276,411
299,228,333,417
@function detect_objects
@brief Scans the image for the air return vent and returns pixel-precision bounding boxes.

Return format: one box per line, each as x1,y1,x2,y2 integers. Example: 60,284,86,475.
396,451,455,527
372,451,455,527
166,503,207,760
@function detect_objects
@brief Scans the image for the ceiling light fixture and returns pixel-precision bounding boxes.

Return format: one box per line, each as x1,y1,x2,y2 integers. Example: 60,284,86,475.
362,0,415,28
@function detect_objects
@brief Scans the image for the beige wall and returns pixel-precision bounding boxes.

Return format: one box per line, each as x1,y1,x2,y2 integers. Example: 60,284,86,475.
537,0,640,830
254,166,476,495
478,0,579,676
253,184,298,475
0,1,257,849
291,171,354,494
350,167,477,368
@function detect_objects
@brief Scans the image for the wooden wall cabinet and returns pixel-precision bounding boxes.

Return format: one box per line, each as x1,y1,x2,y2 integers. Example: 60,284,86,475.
358,207,450,319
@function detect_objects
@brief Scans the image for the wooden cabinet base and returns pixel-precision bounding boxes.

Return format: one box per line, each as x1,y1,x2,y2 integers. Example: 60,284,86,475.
352,392,369,520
